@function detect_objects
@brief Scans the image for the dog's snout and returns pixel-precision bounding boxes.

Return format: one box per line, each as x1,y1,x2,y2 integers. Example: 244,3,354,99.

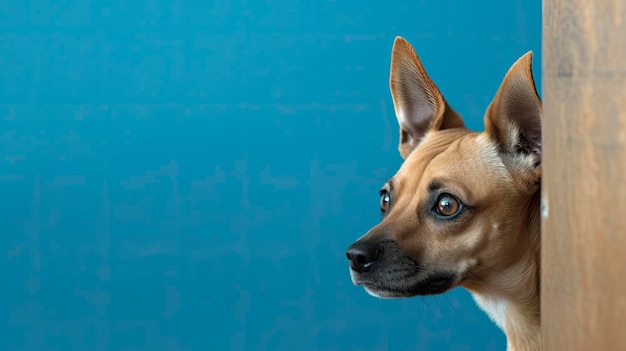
346,242,381,272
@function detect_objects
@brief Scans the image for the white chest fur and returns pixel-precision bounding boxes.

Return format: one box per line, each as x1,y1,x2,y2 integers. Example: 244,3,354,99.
473,293,509,331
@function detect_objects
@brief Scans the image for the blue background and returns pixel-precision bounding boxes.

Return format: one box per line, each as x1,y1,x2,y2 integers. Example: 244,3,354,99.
2,1,541,350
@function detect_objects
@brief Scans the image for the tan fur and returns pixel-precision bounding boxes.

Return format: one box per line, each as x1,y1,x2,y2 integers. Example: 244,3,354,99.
346,37,542,351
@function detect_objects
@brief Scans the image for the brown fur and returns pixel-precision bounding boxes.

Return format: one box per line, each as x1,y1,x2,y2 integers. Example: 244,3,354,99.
346,37,542,351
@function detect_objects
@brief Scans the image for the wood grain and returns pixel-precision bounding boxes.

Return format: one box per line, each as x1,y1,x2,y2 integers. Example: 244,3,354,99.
542,0,626,350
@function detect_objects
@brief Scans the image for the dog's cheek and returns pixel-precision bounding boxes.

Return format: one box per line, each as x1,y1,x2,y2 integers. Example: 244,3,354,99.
430,226,491,268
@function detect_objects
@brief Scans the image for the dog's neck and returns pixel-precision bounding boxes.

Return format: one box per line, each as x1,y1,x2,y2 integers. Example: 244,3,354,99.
464,191,541,351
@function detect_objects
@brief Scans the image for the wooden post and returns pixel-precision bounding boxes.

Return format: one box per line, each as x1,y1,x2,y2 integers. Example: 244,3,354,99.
542,0,626,350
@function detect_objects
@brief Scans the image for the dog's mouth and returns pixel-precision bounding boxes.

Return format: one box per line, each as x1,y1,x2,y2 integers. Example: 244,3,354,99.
351,269,457,298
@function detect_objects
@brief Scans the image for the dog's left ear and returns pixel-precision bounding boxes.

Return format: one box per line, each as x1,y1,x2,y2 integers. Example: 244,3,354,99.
484,52,542,166
389,37,465,159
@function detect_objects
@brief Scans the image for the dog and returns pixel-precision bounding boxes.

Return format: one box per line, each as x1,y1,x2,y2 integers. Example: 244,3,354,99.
345,37,542,351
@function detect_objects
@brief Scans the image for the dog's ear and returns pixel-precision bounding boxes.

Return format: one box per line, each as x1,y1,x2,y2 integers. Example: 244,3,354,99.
484,52,542,166
389,37,465,159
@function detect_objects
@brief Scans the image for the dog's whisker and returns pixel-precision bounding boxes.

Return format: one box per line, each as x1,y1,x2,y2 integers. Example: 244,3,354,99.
423,296,436,318
362,177,386,186
418,296,426,315
442,295,456,313
361,168,395,187
432,295,443,316
371,168,393,180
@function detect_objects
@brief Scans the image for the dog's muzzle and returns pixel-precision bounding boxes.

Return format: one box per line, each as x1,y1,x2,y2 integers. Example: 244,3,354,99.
345,239,456,297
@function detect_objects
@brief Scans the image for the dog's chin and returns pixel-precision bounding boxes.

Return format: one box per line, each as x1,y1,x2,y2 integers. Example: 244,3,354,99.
351,270,457,298
363,286,410,299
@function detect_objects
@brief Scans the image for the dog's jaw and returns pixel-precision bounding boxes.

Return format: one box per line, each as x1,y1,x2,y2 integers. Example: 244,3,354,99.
363,286,401,299
349,268,401,299
350,264,458,299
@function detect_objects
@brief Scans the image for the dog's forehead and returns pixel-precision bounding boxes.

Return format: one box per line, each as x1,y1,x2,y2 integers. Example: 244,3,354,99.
394,130,507,191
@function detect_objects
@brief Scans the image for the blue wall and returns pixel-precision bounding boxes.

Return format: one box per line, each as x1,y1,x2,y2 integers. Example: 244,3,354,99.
2,1,541,350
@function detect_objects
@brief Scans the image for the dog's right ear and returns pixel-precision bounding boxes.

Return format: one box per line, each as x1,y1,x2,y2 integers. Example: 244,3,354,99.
484,51,542,166
389,37,465,159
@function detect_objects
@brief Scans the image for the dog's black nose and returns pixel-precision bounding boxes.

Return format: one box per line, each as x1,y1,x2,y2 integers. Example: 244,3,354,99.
346,242,381,272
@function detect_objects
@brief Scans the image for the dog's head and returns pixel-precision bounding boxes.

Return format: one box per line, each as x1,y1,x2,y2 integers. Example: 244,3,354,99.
346,37,542,299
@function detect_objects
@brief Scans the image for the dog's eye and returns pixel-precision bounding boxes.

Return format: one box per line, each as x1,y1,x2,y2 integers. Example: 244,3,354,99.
435,194,461,217
380,190,391,213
